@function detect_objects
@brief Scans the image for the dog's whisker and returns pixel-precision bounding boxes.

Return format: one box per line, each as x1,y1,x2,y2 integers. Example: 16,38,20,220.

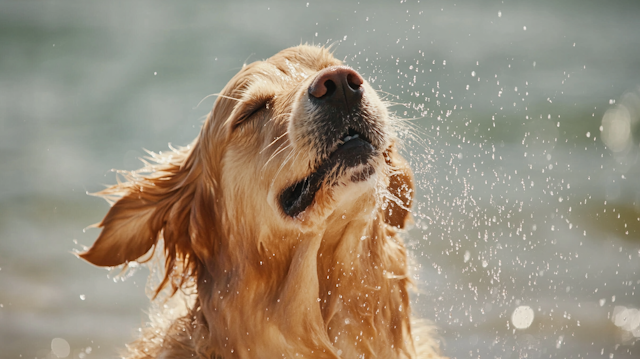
389,116,432,149
260,131,290,154
264,141,290,166
261,141,291,174
270,147,300,191
374,89,401,101
272,147,296,180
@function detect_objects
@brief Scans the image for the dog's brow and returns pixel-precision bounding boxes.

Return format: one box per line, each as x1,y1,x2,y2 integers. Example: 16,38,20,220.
194,93,242,110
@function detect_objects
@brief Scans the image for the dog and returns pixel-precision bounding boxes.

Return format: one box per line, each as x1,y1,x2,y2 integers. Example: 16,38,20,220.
80,45,443,358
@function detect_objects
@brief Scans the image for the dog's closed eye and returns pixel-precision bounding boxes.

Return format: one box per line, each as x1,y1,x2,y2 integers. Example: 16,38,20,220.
235,101,269,128
233,92,275,129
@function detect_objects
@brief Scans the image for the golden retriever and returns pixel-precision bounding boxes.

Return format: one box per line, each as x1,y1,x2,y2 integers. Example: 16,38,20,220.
80,45,443,358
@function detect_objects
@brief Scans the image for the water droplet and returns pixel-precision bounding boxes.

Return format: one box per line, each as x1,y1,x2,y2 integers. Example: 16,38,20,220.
511,306,534,329
51,338,70,358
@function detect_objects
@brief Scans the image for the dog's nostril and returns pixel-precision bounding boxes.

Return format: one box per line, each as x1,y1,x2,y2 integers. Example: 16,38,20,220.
323,80,337,98
308,79,336,98
346,73,363,91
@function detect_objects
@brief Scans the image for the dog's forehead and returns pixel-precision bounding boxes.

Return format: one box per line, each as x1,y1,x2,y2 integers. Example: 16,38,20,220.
221,46,342,99
265,45,342,75
260,60,309,85
252,55,341,88
255,46,342,87
241,61,308,93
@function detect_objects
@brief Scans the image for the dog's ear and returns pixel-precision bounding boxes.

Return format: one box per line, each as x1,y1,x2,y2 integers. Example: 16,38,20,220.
79,186,164,267
383,144,414,229
80,143,216,294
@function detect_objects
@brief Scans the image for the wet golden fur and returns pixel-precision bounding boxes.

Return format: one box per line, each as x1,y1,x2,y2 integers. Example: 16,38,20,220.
81,45,444,358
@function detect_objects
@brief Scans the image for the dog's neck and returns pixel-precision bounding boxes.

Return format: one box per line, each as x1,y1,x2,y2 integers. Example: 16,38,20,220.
192,205,413,358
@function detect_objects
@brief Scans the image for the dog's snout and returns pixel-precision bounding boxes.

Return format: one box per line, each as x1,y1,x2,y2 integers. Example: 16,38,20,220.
308,66,364,106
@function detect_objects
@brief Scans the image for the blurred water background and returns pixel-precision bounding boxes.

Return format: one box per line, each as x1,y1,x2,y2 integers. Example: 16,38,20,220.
1,0,639,358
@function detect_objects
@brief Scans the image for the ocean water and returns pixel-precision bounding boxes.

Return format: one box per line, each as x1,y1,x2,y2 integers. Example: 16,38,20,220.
1,0,639,358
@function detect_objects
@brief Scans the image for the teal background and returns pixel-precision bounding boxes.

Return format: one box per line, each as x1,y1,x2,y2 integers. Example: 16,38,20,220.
1,0,639,358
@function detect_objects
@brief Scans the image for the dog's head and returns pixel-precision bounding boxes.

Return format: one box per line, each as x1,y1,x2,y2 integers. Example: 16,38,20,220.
80,45,413,296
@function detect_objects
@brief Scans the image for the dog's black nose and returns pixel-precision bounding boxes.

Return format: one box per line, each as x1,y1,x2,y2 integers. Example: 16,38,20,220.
308,66,364,108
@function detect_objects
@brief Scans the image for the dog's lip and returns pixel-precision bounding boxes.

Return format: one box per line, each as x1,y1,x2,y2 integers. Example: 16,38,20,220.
279,130,376,218
328,128,370,154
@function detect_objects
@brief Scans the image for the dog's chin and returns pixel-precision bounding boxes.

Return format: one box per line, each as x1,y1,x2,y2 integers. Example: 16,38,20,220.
278,136,379,220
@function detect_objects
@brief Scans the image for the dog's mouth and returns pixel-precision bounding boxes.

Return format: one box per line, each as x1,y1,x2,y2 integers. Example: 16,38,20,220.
279,128,377,218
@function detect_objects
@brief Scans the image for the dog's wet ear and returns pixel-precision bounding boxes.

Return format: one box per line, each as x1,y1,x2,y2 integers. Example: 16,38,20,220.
80,143,215,295
383,144,414,229
79,191,162,267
